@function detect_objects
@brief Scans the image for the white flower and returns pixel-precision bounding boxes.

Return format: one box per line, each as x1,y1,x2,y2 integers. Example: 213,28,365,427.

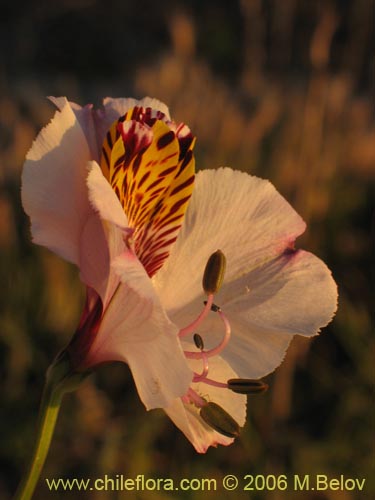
22,96,337,452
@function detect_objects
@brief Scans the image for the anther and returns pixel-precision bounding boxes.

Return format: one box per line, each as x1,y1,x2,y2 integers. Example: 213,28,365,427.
203,301,221,312
202,250,226,294
200,402,240,438
193,333,204,350
227,378,268,394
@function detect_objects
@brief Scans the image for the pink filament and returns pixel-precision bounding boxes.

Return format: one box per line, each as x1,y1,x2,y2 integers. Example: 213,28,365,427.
178,294,214,338
184,309,231,360
193,351,209,382
182,388,207,408
195,378,228,389
178,271,233,396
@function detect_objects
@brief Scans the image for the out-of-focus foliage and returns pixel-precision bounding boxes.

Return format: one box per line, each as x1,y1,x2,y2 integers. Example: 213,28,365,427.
0,1,373,499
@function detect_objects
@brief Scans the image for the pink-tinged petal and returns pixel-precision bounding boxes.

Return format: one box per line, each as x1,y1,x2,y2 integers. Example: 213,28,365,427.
155,168,306,312
47,96,69,111
111,248,156,300
79,214,122,310
164,355,246,453
223,249,338,338
164,399,232,453
86,161,129,229
87,250,192,409
95,96,171,149
22,98,91,264
170,249,337,379
48,97,100,162
124,332,192,410
81,161,134,307
103,96,170,123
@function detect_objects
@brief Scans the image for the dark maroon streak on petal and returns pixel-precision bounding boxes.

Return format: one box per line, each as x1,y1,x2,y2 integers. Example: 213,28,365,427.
160,152,179,165
145,177,165,191
178,135,194,160
170,176,195,196
158,166,177,177
118,121,153,166
157,131,175,150
106,130,113,149
101,147,109,166
169,195,191,215
138,170,151,188
178,149,193,173
153,214,183,230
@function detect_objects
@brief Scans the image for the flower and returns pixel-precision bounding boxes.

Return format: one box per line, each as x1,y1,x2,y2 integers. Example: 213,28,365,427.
22,96,338,453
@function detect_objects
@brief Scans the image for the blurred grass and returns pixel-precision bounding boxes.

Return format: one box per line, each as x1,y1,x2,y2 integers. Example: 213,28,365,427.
0,1,374,499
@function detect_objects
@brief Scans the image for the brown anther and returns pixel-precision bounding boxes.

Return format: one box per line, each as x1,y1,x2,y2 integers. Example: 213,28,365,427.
202,250,226,294
193,333,204,351
227,378,268,395
200,402,240,438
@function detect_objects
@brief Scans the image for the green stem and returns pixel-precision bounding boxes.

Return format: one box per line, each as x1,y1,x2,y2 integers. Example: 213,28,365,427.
14,378,64,500
14,351,87,500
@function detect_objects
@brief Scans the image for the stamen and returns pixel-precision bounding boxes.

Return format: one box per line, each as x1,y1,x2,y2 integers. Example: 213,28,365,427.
202,250,226,294
193,333,204,350
194,377,228,389
178,294,214,338
200,402,240,438
179,251,226,339
184,308,231,360
192,351,209,382
227,378,269,394
204,301,221,312
179,249,241,399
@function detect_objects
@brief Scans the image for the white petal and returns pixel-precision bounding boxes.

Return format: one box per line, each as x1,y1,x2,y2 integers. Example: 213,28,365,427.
84,161,193,407
95,96,171,147
164,355,246,453
79,161,139,307
169,250,337,379
138,97,171,119
48,96,69,111
49,97,100,162
164,399,232,453
88,251,192,409
77,161,132,307
103,96,170,121
222,249,338,337
22,98,91,264
86,161,129,229
189,353,247,427
111,248,156,299
125,331,192,410
155,168,306,313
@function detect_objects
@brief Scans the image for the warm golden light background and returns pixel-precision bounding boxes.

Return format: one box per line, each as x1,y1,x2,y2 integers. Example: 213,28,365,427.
0,1,373,499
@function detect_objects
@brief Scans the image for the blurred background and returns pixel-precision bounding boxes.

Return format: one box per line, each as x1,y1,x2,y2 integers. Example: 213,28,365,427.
0,0,373,498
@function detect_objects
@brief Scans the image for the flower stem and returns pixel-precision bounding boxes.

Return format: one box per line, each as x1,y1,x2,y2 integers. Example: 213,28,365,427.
14,351,87,500
14,378,64,500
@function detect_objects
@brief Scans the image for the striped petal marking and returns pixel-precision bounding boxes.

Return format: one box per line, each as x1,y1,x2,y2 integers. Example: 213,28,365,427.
100,106,195,277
